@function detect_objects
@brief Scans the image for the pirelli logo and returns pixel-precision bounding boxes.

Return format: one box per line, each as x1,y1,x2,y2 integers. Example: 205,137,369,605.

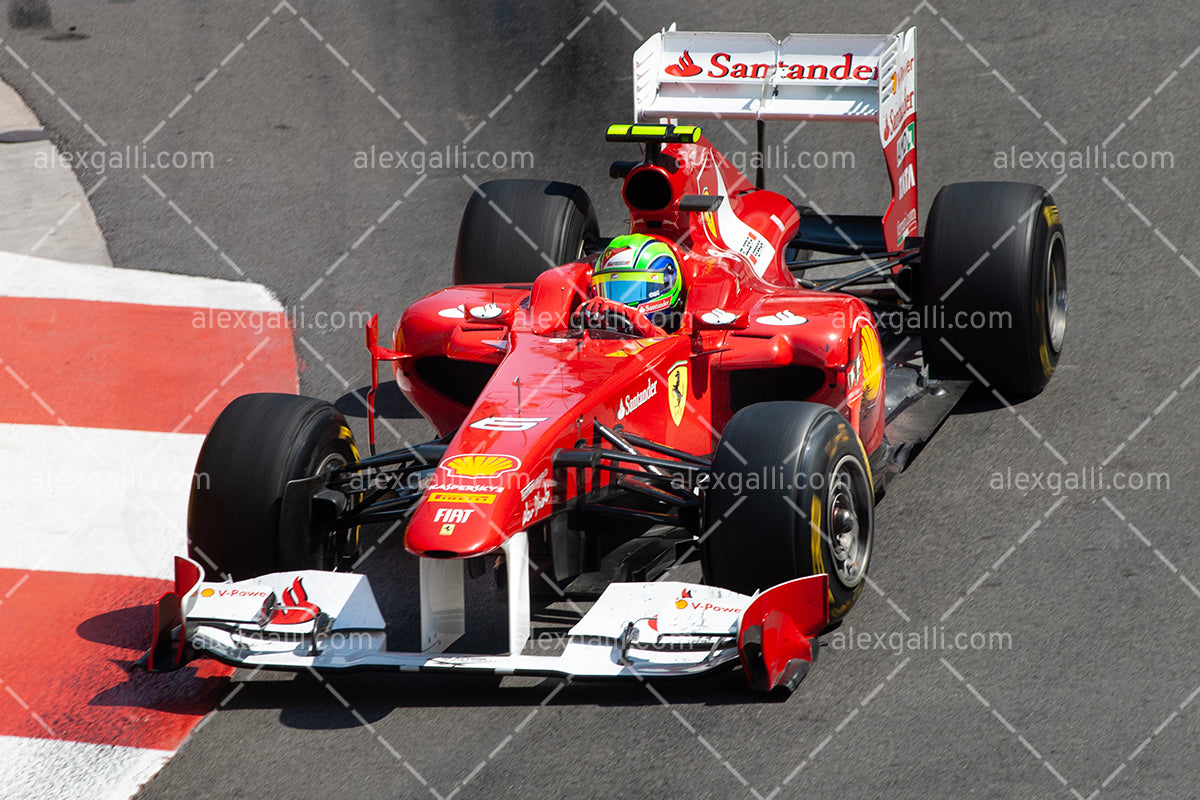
428,491,497,504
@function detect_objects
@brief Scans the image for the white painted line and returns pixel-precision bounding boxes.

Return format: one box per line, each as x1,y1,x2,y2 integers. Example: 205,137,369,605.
0,251,282,312
0,423,203,579
0,735,171,800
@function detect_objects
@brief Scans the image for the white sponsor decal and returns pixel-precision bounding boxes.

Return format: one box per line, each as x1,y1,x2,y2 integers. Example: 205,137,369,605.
896,163,916,199
616,377,657,420
521,489,550,526
700,309,737,325
470,416,547,432
603,250,635,269
470,303,503,320
738,231,766,261
699,154,778,278
756,310,808,326
434,508,475,523
437,305,466,319
520,469,551,500
895,207,918,242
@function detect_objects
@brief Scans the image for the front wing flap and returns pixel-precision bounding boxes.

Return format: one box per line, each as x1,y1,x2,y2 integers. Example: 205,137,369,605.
145,557,828,692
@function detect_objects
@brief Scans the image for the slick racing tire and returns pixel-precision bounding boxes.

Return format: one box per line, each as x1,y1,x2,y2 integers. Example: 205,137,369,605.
188,393,360,580
701,402,874,623
919,181,1067,398
453,179,599,285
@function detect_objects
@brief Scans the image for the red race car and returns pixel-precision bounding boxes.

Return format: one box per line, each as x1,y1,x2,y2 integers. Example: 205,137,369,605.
145,28,1066,694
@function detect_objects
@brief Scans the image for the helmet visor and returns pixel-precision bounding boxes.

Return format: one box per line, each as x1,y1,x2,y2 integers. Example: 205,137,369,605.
592,254,676,307
592,270,668,306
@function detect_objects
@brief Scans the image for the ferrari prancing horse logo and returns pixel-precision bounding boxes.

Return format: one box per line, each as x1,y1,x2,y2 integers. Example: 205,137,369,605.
668,360,688,426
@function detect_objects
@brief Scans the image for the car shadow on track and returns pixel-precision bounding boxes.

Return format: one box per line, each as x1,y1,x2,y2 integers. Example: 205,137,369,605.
76,604,234,715
216,666,765,731
946,381,1020,415
334,382,423,420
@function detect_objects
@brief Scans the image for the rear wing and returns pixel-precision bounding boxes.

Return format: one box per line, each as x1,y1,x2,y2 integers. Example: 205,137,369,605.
633,28,919,249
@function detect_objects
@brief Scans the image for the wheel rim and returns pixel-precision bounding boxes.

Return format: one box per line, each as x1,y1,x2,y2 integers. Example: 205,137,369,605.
1045,230,1067,354
827,455,871,588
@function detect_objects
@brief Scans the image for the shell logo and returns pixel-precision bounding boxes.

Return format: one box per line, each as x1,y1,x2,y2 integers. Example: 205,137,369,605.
200,588,214,597
675,588,692,609
859,324,883,403
441,454,521,478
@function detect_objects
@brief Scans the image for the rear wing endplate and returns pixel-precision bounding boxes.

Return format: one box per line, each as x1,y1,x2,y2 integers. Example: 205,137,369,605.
634,27,919,249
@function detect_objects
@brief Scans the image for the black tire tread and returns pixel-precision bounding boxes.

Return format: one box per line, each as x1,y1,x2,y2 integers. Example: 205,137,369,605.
188,393,356,580
702,401,873,620
919,181,1064,397
453,179,599,285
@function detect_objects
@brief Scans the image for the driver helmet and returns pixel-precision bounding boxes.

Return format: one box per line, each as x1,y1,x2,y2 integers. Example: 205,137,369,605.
590,234,684,319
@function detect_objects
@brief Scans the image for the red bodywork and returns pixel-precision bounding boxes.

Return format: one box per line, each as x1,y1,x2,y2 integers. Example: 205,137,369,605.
375,137,887,560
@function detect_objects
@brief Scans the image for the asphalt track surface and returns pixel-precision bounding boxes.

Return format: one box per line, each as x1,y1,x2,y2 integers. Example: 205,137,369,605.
4,1,1200,797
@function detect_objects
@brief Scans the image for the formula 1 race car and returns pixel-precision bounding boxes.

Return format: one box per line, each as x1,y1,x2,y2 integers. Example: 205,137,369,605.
144,27,1066,694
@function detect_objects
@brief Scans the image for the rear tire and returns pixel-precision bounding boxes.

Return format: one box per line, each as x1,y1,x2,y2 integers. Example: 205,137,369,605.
919,181,1067,397
701,402,873,622
453,179,599,285
188,393,359,580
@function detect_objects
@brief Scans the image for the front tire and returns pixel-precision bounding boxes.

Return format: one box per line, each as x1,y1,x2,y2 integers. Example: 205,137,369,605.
701,402,874,622
919,181,1067,397
188,393,359,580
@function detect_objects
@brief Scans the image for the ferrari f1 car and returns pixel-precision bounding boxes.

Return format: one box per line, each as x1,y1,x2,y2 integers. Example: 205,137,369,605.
145,27,1067,693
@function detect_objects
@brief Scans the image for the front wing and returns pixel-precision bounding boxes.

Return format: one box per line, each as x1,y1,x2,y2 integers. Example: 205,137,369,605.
144,557,829,693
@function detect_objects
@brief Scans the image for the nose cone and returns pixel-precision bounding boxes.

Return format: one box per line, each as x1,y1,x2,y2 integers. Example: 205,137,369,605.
404,453,522,558
405,499,510,557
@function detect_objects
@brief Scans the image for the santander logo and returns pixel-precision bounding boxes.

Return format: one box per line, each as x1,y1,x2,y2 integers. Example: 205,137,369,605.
616,377,657,420
664,51,878,83
665,50,703,77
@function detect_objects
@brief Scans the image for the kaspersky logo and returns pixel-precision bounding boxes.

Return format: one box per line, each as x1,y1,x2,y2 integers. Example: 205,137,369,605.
665,50,703,78
616,377,657,420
